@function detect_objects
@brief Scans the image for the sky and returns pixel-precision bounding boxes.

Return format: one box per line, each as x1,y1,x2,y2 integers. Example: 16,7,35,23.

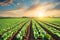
0,0,60,17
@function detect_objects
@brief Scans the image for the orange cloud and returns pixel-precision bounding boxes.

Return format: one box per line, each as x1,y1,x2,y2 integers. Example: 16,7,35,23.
45,9,60,17
0,0,13,6
0,7,26,17
21,3,54,17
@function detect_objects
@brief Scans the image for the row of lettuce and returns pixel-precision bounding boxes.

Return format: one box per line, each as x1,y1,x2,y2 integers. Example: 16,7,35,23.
32,19,51,40
0,18,30,40
33,18,60,40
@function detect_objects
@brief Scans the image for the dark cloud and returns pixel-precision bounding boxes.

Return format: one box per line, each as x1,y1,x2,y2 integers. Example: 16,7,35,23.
54,4,60,10
53,0,60,2
0,0,7,2
0,0,13,5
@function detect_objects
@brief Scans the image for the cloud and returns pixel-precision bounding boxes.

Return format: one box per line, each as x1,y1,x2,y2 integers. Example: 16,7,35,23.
0,7,26,17
33,0,60,10
21,3,55,17
53,3,60,10
0,0,13,6
45,9,60,17
53,0,60,2
33,0,40,5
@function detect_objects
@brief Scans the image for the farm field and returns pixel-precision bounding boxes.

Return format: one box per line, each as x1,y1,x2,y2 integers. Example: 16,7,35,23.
0,17,60,40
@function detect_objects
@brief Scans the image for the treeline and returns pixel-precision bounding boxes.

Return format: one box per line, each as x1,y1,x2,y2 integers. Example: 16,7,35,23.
0,17,60,19
0,17,29,19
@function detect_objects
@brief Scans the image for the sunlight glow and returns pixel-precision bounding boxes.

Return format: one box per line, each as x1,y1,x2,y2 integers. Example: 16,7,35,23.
37,11,45,17
34,4,53,17
36,9,45,18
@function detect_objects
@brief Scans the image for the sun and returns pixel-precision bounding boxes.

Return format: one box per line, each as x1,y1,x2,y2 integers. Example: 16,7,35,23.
38,13,44,17
37,10,45,18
